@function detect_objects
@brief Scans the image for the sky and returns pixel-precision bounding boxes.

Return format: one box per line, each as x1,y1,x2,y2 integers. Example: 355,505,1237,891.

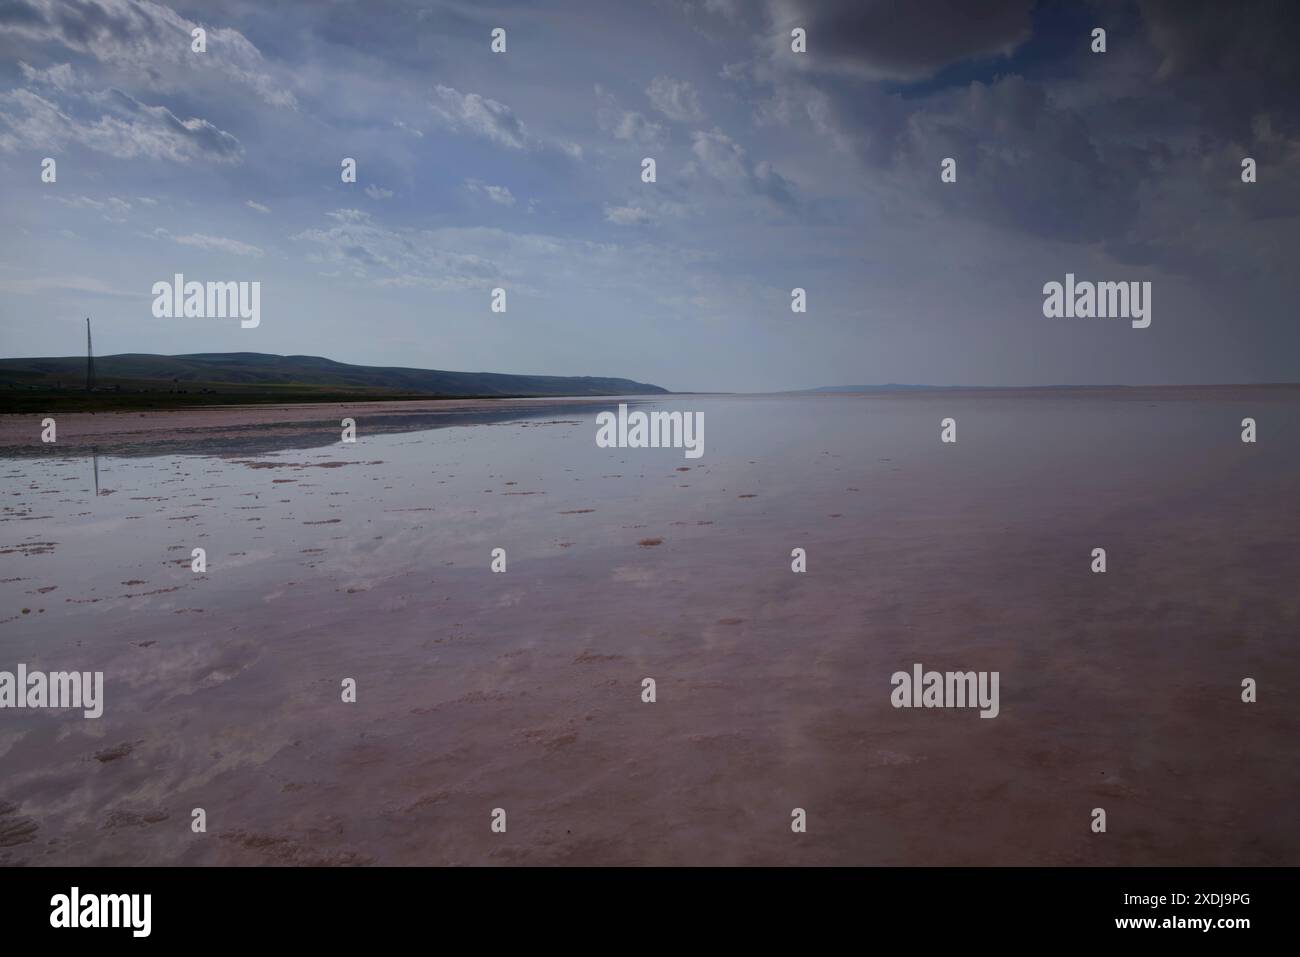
1,0,1298,392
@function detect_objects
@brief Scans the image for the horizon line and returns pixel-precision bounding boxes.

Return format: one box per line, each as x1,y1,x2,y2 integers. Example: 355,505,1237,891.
3,351,1299,393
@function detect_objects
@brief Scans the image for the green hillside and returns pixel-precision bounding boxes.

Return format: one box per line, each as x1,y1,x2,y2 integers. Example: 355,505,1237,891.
0,352,669,412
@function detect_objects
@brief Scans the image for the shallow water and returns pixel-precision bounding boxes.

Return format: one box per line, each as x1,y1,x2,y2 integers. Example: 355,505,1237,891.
1,390,1298,864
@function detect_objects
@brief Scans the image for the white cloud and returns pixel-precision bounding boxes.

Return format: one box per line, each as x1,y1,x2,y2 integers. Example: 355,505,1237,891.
646,75,706,123
691,128,748,181
51,194,131,213
0,0,296,108
431,85,528,150
294,210,502,289
602,194,688,226
720,61,750,82
465,179,516,206
154,228,264,257
688,128,796,206
46,193,132,222
290,210,665,299
246,200,270,213
326,208,370,224
364,184,394,200
431,85,580,158
595,84,666,147
17,61,79,91
604,204,653,225
0,88,243,164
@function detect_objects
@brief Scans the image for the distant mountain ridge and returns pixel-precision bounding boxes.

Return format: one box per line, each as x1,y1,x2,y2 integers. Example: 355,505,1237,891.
802,383,1117,392
0,352,668,398
808,384,1155,392
802,383,1299,392
805,384,978,392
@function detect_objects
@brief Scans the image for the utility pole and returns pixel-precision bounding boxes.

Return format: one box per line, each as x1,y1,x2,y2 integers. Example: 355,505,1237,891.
86,317,96,391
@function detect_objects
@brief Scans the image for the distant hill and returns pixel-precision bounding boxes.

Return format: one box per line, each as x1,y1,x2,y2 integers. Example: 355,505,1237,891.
805,384,1103,392
805,384,969,392
0,352,668,412
801,383,1300,393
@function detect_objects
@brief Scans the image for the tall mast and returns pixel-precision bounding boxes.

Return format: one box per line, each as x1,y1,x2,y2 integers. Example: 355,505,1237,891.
85,316,96,391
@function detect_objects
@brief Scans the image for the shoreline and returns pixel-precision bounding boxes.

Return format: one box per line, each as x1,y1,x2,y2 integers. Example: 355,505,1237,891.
0,395,661,455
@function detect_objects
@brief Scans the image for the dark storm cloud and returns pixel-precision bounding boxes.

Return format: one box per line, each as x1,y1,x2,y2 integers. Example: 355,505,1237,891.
898,75,1151,245
767,0,1035,81
1142,0,1300,85
746,67,1146,245
1141,0,1300,135
1108,1,1300,239
743,0,1300,261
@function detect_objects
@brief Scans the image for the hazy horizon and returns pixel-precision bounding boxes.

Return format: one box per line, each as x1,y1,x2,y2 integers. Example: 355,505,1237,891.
6,347,1300,394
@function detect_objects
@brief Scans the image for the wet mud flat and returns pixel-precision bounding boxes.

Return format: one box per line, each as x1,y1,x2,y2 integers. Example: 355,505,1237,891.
0,396,642,459
1,390,1298,865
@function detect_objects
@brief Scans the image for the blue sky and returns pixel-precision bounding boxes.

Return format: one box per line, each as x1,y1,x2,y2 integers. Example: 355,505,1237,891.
1,0,1298,391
